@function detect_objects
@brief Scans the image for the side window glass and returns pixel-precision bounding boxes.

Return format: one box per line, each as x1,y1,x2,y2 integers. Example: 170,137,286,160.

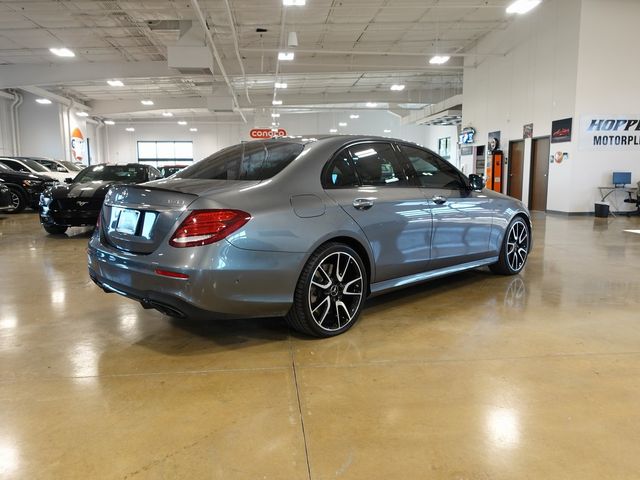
323,150,359,188
400,145,465,189
348,143,407,187
6,161,27,173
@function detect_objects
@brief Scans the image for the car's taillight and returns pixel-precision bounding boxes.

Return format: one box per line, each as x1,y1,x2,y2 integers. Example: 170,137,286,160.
169,209,250,248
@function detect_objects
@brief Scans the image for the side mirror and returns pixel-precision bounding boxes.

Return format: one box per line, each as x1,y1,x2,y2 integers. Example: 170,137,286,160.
64,177,73,184
56,166,67,172
468,174,485,191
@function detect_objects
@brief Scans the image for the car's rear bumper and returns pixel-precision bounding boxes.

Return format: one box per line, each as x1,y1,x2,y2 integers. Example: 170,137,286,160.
87,237,305,320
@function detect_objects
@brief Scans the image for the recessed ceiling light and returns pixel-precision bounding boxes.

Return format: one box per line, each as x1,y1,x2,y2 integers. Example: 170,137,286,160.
104,120,115,125
126,127,135,132
429,55,450,65
141,99,154,105
350,114,360,119
76,111,89,117
390,84,406,91
178,120,187,125
278,52,295,61
366,102,377,108
271,113,281,118
36,98,52,105
275,82,288,89
272,100,283,105
506,0,541,14
338,122,347,127
189,128,198,132
283,0,305,5
384,129,391,133
107,80,124,87
49,47,75,57
272,122,279,126
162,112,173,117
329,128,338,133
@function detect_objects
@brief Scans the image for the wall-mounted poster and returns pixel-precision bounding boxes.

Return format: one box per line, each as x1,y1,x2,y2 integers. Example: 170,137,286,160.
459,127,476,144
579,115,640,151
70,128,86,162
461,145,473,156
488,131,501,152
551,117,572,143
523,123,533,139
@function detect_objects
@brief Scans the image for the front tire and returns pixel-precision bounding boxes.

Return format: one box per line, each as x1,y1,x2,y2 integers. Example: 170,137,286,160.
490,216,530,275
286,243,367,337
43,224,67,235
7,188,26,213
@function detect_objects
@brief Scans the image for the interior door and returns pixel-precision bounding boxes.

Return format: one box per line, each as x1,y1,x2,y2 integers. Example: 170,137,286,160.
397,144,494,269
508,140,524,200
529,137,550,211
323,142,432,282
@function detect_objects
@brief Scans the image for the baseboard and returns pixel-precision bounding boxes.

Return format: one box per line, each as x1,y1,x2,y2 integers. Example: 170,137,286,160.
545,210,594,216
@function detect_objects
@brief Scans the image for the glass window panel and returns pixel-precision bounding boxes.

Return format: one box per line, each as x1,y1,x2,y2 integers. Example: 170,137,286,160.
174,142,193,159
156,142,175,159
138,142,157,159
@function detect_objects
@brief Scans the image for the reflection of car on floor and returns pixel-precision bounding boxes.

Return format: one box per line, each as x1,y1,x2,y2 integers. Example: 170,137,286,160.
158,165,188,178
0,162,56,213
39,163,162,235
88,136,532,338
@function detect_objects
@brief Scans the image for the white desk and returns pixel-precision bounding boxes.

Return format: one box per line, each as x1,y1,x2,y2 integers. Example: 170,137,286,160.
598,186,638,215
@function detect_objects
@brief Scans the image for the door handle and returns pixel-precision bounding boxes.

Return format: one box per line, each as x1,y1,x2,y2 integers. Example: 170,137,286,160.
432,195,447,205
353,198,375,210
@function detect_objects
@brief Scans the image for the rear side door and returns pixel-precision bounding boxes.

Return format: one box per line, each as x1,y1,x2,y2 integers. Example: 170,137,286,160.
323,142,432,282
397,144,494,268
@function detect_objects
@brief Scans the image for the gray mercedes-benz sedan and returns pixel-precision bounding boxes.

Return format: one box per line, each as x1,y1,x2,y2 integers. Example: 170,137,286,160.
88,136,531,337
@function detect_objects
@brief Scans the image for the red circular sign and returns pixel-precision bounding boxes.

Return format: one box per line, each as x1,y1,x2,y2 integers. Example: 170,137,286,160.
249,128,287,139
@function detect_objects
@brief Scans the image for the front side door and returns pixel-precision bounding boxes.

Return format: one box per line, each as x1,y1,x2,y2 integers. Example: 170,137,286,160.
323,142,432,282
397,144,494,269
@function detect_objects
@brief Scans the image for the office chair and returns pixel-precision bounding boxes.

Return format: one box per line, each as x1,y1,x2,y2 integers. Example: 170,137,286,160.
623,180,640,216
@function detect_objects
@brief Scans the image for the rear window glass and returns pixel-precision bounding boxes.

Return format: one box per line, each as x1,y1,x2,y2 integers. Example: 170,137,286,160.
74,165,147,183
175,142,304,181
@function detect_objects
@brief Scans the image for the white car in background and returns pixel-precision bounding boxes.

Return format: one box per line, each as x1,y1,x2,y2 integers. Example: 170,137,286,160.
0,157,70,183
26,157,82,180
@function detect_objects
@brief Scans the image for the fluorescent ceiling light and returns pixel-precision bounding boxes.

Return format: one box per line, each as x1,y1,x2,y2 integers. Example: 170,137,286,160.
272,100,283,105
283,0,305,5
429,55,450,65
384,129,391,133
338,122,347,127
76,111,89,117
329,128,338,133
350,114,359,119
104,120,115,125
287,32,299,47
140,99,154,105
272,122,278,126
49,47,75,57
271,113,281,118
107,80,124,87
35,98,52,104
506,0,542,14
162,112,173,117
275,82,288,89
125,127,135,132
278,52,295,61
178,120,187,125
354,148,377,158
189,128,198,132
366,102,377,108
390,84,406,91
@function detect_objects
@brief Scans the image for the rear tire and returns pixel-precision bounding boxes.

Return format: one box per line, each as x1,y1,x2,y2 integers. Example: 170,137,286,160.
6,188,25,213
43,224,67,235
490,216,530,275
286,242,367,337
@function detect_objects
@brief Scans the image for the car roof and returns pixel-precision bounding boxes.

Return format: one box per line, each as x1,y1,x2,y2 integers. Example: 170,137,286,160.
254,134,427,150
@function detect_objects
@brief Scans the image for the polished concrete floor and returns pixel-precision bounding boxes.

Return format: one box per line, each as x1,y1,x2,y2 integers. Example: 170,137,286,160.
0,212,639,479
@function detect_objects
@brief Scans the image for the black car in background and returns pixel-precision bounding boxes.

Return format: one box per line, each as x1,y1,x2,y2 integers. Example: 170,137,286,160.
0,179,12,211
39,163,162,234
0,162,56,213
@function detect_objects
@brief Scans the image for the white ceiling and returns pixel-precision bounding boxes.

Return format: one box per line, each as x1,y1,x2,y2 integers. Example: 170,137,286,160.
0,0,516,121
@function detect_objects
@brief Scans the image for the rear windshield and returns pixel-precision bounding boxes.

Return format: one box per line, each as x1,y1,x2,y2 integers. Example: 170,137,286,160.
74,165,146,183
175,141,304,181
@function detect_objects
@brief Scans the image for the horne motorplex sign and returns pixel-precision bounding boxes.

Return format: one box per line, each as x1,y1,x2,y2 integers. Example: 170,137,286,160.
250,128,287,139
580,115,640,151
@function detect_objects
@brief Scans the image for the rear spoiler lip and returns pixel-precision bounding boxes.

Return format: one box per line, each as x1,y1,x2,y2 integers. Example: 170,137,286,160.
106,183,200,197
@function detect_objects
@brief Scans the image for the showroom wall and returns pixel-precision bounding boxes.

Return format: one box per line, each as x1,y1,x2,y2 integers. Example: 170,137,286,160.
0,97,14,156
17,92,66,160
461,0,582,211
103,110,458,166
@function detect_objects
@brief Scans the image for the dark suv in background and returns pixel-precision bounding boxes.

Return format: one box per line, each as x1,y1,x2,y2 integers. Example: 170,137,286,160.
0,162,56,213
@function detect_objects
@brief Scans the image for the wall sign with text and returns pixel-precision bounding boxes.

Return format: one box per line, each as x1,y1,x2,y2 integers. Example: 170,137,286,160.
579,115,640,151
250,128,287,139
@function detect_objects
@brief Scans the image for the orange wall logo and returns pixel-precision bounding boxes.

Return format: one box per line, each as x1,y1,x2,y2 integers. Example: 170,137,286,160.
71,128,85,161
250,128,287,139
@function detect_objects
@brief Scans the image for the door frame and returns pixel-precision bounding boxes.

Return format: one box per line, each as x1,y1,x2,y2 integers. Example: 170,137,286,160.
528,135,550,212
